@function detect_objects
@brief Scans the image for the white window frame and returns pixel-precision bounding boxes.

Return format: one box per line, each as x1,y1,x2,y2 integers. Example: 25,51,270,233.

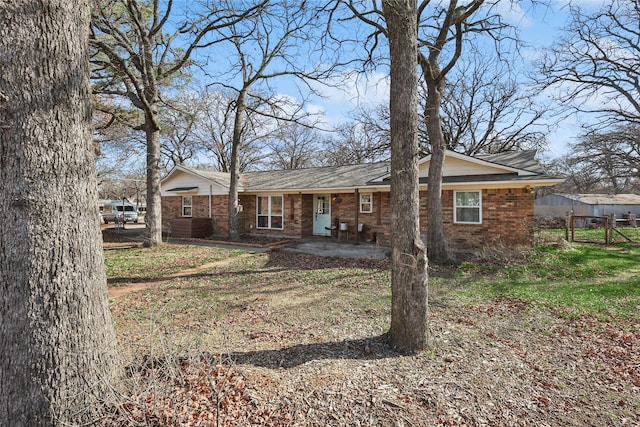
182,195,193,217
359,193,373,213
256,195,284,230
454,190,482,224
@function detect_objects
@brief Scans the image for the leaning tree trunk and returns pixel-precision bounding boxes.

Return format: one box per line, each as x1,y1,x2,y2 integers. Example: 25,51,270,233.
424,75,450,263
0,2,121,424
383,0,429,354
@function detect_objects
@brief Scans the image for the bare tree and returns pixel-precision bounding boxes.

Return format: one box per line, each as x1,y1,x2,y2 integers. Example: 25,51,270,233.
342,0,513,263
93,96,146,181
0,1,120,423
158,93,201,170
552,125,640,194
436,53,549,156
322,119,389,166
545,156,606,195
90,0,265,246
383,0,429,353
322,102,391,165
264,121,322,169
193,89,269,173
537,1,640,127
418,0,508,264
324,51,549,164
324,51,549,163
209,0,332,240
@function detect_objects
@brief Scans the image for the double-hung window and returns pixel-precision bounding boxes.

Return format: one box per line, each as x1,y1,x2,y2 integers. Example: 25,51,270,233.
454,191,481,224
182,196,193,217
359,193,373,213
257,195,283,229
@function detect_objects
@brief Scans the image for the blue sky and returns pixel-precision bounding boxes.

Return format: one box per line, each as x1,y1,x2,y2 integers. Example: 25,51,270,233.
179,0,612,160
512,0,610,158
296,0,613,159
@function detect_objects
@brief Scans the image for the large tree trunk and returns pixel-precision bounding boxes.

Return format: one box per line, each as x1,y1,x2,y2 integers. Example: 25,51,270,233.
383,0,429,354
0,2,121,424
424,76,450,263
228,89,247,241
145,115,163,247
141,26,163,247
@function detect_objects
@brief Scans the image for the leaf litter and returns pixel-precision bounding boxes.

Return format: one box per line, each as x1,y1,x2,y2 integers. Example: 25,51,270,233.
103,250,639,426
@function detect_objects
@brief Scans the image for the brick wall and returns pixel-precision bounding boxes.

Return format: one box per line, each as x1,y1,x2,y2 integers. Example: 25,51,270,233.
161,196,181,232
301,194,314,236
162,187,534,249
211,195,229,235
161,195,226,235
239,194,307,238
444,188,534,250
328,191,390,243
365,188,534,249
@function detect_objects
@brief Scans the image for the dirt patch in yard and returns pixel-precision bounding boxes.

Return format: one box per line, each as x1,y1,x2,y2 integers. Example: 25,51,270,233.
107,252,256,298
103,251,639,426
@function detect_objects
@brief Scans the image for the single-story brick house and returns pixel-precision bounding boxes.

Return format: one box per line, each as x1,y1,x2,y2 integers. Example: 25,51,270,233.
160,150,563,250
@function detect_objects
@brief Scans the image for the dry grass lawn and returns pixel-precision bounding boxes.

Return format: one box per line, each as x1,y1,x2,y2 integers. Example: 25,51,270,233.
102,244,639,426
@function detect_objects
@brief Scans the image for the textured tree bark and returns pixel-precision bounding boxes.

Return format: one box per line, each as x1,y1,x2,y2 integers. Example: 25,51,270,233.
424,75,450,263
145,115,163,247
0,2,121,424
141,28,163,248
383,0,429,354
228,88,248,242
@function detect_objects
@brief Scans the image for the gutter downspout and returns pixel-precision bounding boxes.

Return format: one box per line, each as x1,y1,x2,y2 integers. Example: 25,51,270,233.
209,185,212,219
354,188,360,245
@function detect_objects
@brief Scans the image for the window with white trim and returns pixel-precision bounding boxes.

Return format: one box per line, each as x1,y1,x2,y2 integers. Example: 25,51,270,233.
257,195,283,229
454,191,481,224
182,195,193,217
359,193,373,213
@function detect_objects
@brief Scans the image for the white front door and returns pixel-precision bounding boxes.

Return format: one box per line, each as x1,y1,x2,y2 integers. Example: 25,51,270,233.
313,194,331,235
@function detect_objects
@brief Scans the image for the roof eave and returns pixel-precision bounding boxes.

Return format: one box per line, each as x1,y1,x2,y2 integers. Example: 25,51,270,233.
241,177,564,194
438,177,565,189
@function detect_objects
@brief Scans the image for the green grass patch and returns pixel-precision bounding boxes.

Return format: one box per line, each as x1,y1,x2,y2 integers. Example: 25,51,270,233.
542,226,640,244
105,240,640,325
456,242,640,319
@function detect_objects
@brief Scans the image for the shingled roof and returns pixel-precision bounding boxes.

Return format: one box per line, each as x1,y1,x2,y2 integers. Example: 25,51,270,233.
163,149,561,194
242,162,390,191
477,150,544,173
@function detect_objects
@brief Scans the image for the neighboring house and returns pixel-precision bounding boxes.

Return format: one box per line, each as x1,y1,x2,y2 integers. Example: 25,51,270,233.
161,150,563,250
535,193,640,219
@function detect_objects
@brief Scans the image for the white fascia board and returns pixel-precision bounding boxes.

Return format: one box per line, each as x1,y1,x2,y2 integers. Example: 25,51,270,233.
429,177,565,191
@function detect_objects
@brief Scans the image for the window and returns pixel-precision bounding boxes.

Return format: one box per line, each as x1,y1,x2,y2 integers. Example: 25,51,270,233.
454,191,481,224
316,196,328,214
360,193,373,213
257,195,283,229
182,196,192,217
